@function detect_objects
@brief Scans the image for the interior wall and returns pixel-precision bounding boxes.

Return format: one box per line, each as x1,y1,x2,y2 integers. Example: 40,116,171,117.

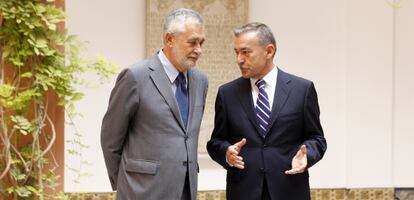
64,0,145,192
345,0,394,188
64,0,414,192
393,0,414,187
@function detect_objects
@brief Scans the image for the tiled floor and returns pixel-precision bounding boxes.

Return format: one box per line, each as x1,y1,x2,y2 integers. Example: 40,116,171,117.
67,188,414,200
310,188,394,200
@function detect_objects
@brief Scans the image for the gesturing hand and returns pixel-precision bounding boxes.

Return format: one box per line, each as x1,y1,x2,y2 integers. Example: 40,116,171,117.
226,138,247,169
285,145,308,175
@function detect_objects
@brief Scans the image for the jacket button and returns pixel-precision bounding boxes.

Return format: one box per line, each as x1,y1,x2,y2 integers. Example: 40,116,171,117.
263,144,267,147
184,135,189,141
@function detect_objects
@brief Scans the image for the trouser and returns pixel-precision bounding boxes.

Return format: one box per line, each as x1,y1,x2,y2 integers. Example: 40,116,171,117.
262,176,271,200
181,169,191,200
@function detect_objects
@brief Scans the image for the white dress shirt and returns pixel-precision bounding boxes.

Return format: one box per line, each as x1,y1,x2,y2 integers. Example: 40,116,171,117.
157,49,188,93
250,66,278,110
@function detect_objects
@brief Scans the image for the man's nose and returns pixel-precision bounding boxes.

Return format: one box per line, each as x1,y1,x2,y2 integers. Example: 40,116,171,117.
237,53,244,64
194,43,202,54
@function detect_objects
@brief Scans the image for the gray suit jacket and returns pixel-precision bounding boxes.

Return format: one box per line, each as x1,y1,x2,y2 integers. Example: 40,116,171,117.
101,54,208,200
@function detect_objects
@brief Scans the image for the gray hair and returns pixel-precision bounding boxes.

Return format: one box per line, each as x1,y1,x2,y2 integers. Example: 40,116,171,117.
163,8,204,35
234,22,277,52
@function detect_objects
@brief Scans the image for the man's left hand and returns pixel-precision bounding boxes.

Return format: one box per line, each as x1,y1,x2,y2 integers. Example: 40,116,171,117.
285,144,307,175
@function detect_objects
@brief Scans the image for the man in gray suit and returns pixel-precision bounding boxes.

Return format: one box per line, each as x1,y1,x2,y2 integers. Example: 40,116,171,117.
101,8,208,200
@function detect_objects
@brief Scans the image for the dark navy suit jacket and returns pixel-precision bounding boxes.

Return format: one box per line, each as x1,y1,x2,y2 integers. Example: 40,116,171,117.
207,68,327,200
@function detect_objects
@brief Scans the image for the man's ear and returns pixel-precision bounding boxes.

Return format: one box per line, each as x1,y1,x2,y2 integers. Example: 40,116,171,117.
266,44,276,59
165,32,174,47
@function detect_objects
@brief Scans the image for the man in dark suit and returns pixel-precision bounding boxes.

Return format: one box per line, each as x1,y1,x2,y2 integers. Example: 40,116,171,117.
101,8,208,200
207,22,327,200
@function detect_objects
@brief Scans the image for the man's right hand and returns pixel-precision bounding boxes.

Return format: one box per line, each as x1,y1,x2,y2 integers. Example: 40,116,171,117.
226,138,247,169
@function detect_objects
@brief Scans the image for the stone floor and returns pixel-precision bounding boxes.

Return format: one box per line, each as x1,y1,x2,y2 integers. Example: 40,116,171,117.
67,188,414,200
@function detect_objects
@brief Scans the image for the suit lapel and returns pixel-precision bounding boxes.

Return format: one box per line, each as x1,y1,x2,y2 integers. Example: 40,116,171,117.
187,69,197,131
148,56,186,132
267,69,291,131
237,78,262,135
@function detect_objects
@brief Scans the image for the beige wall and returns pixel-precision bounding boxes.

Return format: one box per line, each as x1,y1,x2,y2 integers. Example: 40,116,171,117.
65,0,414,192
393,0,414,188
64,0,145,192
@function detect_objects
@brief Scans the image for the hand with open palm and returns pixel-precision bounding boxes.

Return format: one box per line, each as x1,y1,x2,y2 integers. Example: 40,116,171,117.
285,145,308,175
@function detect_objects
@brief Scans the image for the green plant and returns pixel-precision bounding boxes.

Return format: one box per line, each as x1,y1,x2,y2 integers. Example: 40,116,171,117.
387,0,406,8
0,0,117,199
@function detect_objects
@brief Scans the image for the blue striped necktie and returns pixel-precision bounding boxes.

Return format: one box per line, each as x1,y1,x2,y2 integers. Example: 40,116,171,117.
255,79,271,136
175,73,189,128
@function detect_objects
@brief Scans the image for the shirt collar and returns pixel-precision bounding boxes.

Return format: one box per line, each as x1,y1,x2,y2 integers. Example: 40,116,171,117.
250,65,278,89
158,49,186,84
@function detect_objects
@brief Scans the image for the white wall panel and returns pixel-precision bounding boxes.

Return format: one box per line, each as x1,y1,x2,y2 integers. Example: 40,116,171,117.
393,1,414,187
345,0,394,188
65,0,145,192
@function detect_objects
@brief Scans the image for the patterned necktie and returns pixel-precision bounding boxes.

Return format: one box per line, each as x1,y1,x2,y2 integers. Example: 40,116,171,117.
255,79,271,136
175,73,189,128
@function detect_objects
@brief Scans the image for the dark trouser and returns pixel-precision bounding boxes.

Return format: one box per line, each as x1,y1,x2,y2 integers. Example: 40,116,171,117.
262,176,271,200
181,170,191,200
